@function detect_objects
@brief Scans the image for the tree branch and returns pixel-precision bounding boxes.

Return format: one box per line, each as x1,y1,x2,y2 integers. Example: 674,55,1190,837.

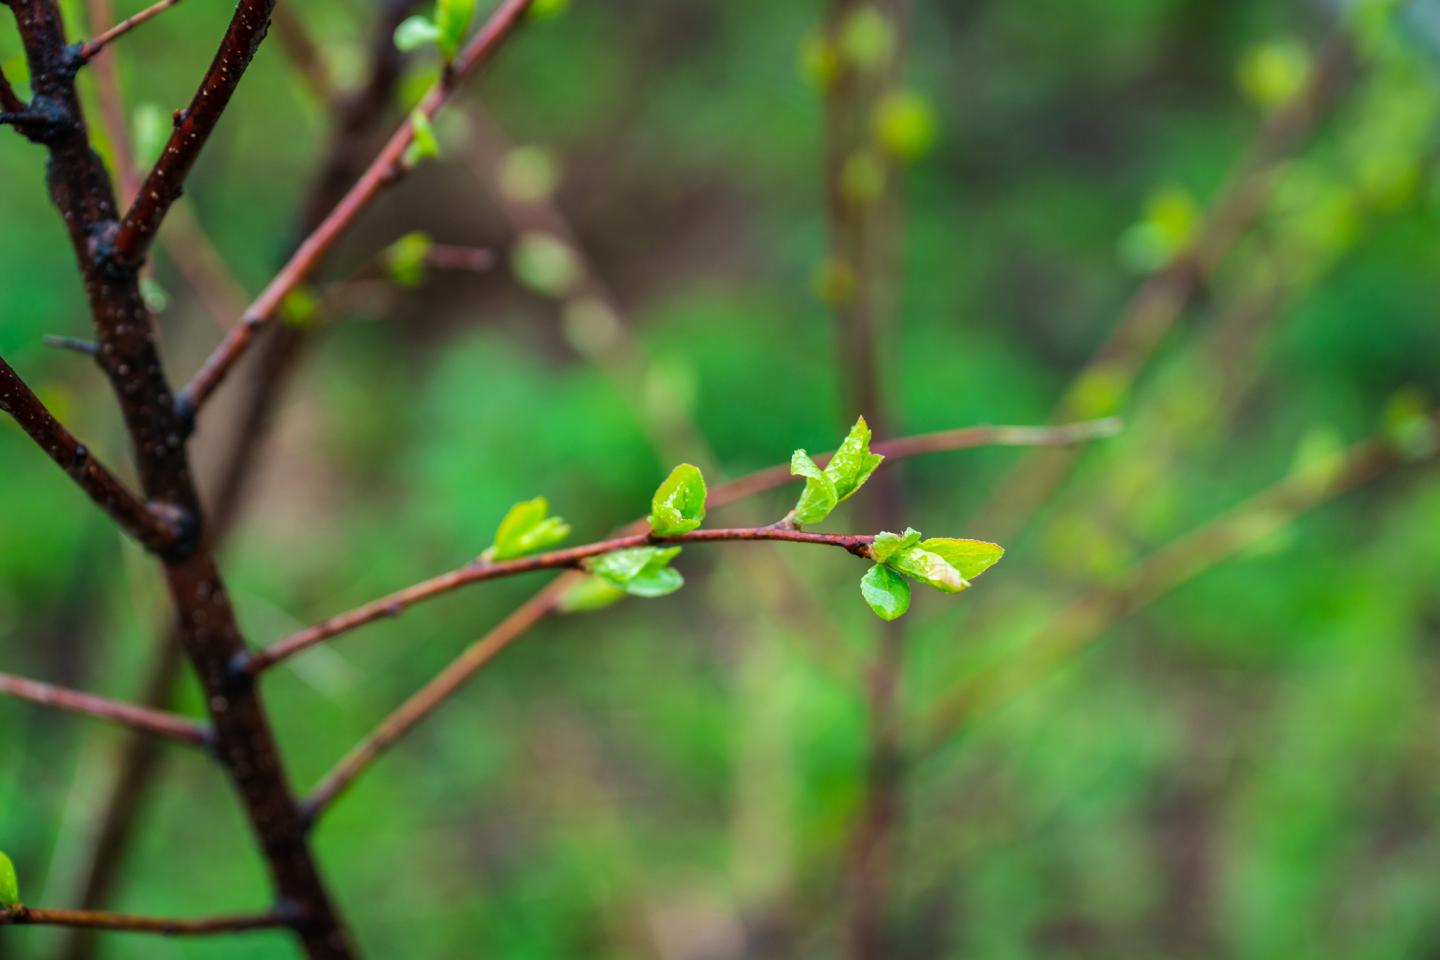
180,0,536,414
7,1,355,954
78,0,188,61
245,527,875,674
0,905,284,935
294,417,1120,822
0,671,211,747
108,0,274,270
0,353,182,554
972,27,1351,541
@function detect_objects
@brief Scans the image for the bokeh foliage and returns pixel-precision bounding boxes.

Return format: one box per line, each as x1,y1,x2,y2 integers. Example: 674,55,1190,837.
2,0,1440,957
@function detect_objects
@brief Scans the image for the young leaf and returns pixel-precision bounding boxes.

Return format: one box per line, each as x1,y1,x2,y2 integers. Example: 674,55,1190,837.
404,110,440,166
827,415,885,502
587,546,684,598
870,527,921,564
649,463,707,535
889,544,969,593
435,0,478,60
791,450,838,525
860,564,910,620
0,851,17,908
394,14,441,51
920,538,1004,581
557,575,628,613
790,417,884,525
489,497,570,561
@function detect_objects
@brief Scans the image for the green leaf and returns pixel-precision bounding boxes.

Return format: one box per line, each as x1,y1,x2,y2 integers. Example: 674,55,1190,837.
0,851,17,908
435,0,477,59
587,547,684,598
649,463,707,535
791,450,838,525
860,564,910,620
489,497,570,561
404,110,440,166
394,14,441,51
890,545,969,593
920,538,1004,581
871,527,921,564
828,415,885,502
557,575,628,613
790,417,884,525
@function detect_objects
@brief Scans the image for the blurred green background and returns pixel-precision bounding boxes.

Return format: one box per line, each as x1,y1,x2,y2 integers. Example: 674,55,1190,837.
3,0,1440,956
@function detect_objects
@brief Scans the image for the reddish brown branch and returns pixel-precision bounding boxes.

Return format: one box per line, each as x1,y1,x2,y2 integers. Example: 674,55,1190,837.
0,353,182,554
0,671,211,747
297,418,1118,821
78,0,187,60
110,0,275,269
302,593,553,820
0,904,284,935
180,0,536,413
247,527,875,673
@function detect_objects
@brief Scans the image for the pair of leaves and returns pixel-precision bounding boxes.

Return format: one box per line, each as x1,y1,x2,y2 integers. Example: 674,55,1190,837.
791,416,884,525
649,463,707,535
484,497,570,562
586,546,684,598
395,0,476,59
860,528,1004,621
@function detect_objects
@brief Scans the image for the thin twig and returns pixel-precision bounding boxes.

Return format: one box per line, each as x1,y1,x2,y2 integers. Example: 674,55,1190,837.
297,418,1120,822
246,527,875,673
79,0,188,60
180,0,536,414
0,672,211,748
302,594,553,820
0,904,284,935
110,0,276,268
0,353,182,555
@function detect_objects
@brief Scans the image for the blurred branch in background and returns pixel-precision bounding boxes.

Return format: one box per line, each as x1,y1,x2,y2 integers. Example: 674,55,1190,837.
974,27,1352,543
924,408,1440,750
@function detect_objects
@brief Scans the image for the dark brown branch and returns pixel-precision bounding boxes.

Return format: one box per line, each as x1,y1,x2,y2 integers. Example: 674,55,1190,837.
7,1,354,955
297,417,1118,821
109,0,275,270
180,0,536,413
58,6,423,947
0,671,211,747
0,353,182,554
0,904,284,935
78,0,187,60
247,527,875,673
